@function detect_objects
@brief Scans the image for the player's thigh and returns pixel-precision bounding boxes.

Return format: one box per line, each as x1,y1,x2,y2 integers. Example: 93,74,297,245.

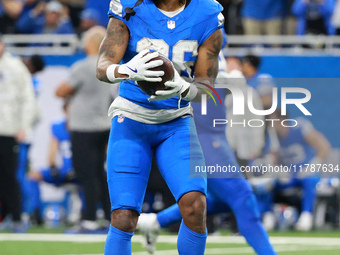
208,177,253,207
206,193,231,215
107,116,152,213
155,117,207,202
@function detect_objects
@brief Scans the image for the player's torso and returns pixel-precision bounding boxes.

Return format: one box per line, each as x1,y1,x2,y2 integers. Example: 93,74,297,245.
110,0,223,109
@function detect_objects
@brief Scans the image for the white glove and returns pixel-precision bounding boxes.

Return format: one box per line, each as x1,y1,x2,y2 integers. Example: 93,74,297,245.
148,66,191,101
107,49,164,83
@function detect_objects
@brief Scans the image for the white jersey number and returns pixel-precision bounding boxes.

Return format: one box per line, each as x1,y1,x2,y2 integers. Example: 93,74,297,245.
136,38,198,79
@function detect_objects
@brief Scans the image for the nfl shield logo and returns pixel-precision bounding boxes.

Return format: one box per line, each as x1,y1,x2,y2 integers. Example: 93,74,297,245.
167,20,176,30
118,115,125,123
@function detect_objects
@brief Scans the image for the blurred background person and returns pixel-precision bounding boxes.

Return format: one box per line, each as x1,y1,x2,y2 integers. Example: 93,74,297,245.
22,54,45,84
0,0,23,34
282,0,298,35
225,56,242,72
16,1,75,34
85,0,109,27
218,0,243,35
242,54,274,110
248,126,280,230
331,0,340,34
29,101,81,226
271,109,331,231
59,0,85,30
20,0,38,19
292,0,336,35
0,36,36,232
225,58,265,168
29,102,74,186
22,55,45,97
241,0,284,35
55,26,113,233
16,54,45,227
78,8,100,35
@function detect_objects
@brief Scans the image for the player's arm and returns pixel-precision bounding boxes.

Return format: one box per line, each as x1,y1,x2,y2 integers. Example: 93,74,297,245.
305,129,331,163
96,18,164,84
55,82,75,98
96,18,129,83
191,29,223,102
194,29,223,83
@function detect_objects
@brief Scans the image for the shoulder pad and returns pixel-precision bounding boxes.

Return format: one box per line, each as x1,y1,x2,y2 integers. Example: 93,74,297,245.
109,0,137,18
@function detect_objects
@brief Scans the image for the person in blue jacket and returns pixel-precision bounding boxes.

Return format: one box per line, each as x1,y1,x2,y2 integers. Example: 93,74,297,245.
241,0,284,35
292,0,336,35
16,1,75,34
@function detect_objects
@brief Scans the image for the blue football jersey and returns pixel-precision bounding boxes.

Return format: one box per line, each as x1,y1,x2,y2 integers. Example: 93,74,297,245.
51,120,73,171
278,118,316,167
108,0,224,109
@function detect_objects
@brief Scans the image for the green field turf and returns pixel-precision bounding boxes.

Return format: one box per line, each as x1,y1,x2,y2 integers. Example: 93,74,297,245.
1,228,340,255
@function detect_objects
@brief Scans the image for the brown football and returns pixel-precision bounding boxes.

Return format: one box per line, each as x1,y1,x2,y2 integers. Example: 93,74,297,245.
137,52,174,96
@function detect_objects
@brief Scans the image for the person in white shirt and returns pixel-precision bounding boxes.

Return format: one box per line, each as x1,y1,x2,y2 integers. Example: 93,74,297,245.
0,36,36,233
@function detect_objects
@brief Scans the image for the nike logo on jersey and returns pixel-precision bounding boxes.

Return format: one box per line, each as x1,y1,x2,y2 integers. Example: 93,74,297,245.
127,66,137,73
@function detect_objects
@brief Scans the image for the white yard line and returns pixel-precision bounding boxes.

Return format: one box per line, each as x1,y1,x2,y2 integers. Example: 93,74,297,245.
64,245,340,255
0,233,107,243
1,234,338,255
1,234,340,247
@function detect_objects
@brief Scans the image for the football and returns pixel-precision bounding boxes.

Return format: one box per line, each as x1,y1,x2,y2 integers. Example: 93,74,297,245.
137,52,174,96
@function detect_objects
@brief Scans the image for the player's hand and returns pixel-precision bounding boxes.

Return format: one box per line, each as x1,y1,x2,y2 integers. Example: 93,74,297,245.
148,66,190,101
118,49,164,82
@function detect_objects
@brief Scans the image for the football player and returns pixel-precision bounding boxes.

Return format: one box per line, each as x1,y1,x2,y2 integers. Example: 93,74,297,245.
96,0,224,254
270,109,331,231
138,54,277,255
242,54,274,110
28,117,74,186
28,104,82,227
